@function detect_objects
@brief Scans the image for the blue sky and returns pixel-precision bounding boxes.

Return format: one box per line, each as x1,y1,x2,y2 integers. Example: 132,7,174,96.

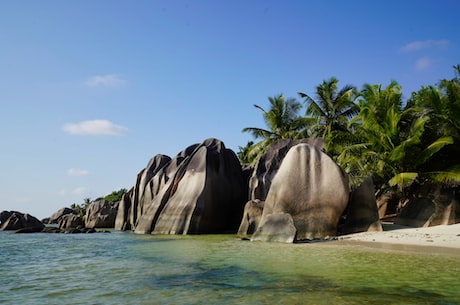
1,0,459,219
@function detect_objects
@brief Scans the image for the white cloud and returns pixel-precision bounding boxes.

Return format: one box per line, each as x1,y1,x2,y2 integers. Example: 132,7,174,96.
400,39,449,52
63,119,128,136
85,74,126,88
415,57,432,71
72,187,88,196
67,168,90,176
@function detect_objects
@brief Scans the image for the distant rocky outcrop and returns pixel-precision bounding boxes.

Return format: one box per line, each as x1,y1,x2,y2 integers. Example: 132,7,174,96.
395,183,460,227
339,176,382,234
251,143,349,242
85,200,119,228
116,138,248,234
0,211,44,232
43,207,76,224
58,213,84,229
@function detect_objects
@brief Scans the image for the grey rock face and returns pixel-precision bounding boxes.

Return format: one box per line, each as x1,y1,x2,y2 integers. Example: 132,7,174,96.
340,176,382,234
248,138,323,201
115,189,133,231
85,200,119,228
58,213,84,229
251,213,296,243
395,184,459,227
0,211,44,231
256,143,349,241
237,199,264,235
118,138,247,234
46,207,75,224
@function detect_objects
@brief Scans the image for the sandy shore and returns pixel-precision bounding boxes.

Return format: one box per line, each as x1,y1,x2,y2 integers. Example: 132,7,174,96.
337,223,460,255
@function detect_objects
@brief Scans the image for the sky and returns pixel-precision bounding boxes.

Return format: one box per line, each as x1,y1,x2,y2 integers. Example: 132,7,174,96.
1,0,459,219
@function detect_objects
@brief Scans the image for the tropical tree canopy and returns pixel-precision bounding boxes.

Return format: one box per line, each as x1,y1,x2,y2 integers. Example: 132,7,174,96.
241,94,307,164
240,65,460,192
298,77,358,154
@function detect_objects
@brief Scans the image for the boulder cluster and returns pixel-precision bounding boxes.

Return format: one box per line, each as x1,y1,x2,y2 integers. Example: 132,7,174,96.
3,137,458,242
1,200,118,234
115,137,383,242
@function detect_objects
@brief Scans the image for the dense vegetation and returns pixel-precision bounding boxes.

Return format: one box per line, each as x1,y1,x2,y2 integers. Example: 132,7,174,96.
239,65,460,194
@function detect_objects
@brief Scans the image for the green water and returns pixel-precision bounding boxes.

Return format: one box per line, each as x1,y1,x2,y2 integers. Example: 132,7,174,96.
1,231,459,305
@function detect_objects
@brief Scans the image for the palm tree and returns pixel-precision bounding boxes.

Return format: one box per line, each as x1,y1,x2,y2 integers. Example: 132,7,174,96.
405,66,460,185
337,81,454,189
241,94,307,163
237,141,254,165
298,77,358,154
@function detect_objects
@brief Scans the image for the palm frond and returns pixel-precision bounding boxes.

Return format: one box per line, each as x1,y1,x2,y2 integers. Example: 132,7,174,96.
423,165,460,186
389,172,418,189
241,127,273,140
420,136,454,164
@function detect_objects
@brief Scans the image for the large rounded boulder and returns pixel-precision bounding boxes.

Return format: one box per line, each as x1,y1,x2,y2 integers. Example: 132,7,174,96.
118,138,247,234
251,143,349,242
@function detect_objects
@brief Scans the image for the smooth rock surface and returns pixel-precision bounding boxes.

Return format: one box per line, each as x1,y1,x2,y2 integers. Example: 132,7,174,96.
257,143,349,241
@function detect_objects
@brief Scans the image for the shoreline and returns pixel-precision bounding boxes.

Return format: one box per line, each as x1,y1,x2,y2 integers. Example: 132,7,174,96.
336,223,460,256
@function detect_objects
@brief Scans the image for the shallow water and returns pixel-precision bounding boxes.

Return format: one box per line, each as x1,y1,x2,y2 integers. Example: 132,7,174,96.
1,231,459,305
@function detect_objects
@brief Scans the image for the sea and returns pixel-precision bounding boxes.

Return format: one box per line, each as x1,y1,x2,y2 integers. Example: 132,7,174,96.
1,230,459,305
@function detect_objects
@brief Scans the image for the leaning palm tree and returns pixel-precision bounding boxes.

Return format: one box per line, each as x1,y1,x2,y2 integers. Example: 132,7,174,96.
298,77,358,155
241,94,307,164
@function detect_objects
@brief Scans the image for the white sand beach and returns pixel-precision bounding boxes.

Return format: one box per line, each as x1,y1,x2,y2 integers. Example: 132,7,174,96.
338,223,460,254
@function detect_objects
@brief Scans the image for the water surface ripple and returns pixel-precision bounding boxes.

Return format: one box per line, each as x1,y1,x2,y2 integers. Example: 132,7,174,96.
1,231,459,304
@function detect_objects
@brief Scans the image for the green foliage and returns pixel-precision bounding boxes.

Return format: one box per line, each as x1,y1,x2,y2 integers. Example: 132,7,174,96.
237,141,254,165
241,94,307,164
299,77,358,154
241,65,460,192
103,188,127,203
70,199,91,218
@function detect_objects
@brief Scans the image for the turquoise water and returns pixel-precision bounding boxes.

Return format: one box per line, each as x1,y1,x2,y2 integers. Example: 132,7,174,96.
1,231,459,305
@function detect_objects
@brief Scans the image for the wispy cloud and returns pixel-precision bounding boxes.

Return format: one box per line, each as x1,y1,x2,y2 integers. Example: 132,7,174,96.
400,39,449,52
58,187,90,197
85,74,126,88
72,187,88,196
63,119,128,136
67,168,90,176
415,57,432,71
